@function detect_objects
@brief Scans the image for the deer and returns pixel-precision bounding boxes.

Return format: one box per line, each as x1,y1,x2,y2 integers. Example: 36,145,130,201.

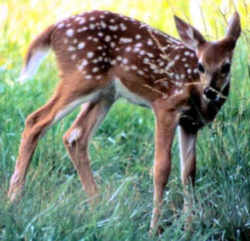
8,10,241,232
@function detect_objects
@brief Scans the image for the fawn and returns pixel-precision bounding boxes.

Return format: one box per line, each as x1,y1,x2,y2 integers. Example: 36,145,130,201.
8,10,241,231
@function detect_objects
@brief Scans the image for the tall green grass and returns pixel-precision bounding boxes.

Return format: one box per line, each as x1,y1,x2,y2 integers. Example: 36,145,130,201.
0,2,250,241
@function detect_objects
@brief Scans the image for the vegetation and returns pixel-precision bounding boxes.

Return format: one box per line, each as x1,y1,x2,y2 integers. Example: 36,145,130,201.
0,0,249,240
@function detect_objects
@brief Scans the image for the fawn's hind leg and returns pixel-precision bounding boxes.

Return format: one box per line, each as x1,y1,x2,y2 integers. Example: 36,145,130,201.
8,79,101,202
63,98,113,199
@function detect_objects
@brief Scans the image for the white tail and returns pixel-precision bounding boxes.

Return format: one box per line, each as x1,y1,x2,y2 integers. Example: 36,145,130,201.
18,47,50,83
17,25,55,83
9,10,241,233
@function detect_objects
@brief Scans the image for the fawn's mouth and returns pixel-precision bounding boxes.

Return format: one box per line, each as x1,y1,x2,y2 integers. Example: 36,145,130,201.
203,86,228,103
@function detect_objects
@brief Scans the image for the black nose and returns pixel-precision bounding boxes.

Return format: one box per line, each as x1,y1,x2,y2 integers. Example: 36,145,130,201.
204,87,217,100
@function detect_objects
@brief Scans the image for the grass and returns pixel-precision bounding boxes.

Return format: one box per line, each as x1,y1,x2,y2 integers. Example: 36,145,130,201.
0,3,250,241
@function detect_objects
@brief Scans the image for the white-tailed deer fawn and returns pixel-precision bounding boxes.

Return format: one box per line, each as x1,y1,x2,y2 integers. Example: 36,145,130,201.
8,10,241,231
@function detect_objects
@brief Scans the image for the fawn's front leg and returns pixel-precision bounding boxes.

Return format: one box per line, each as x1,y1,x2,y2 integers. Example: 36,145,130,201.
150,102,179,233
178,125,197,228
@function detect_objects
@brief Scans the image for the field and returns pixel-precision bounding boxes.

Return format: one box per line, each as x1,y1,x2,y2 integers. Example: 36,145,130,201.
0,0,250,240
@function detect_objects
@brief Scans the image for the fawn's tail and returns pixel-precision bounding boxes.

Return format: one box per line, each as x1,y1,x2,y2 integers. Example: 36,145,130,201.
18,25,55,83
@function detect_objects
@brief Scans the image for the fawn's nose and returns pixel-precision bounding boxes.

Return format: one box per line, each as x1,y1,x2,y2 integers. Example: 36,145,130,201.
204,87,217,100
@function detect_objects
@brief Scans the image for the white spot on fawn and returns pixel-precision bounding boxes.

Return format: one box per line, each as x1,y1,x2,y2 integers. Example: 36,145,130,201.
85,75,92,79
66,29,74,37
122,58,128,64
193,68,199,74
143,58,150,64
89,24,96,30
77,65,83,71
58,23,64,29
105,35,111,42
68,46,75,51
174,55,180,61
139,50,145,56
109,25,118,31
135,42,142,48
133,47,140,53
78,42,85,49
111,59,117,65
147,39,153,46
120,23,127,31
77,27,86,33
120,37,133,43
135,34,141,40
165,60,175,70
147,52,154,58
100,21,107,29
78,59,88,71
82,59,88,66
92,67,99,73
125,46,132,52
79,18,86,25
117,56,122,61
87,52,94,58
71,54,77,60
137,70,144,76
98,32,104,37
110,42,116,48
131,65,138,70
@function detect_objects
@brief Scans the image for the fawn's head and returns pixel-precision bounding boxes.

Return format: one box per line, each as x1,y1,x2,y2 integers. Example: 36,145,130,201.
175,13,241,101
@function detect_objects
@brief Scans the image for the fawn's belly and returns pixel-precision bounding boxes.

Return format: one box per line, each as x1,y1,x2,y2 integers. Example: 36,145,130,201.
114,78,151,108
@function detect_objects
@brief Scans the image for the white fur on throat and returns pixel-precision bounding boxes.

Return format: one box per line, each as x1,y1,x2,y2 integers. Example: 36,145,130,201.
17,47,50,84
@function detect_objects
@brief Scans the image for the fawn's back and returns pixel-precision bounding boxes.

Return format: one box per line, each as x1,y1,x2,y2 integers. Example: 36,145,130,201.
32,10,199,106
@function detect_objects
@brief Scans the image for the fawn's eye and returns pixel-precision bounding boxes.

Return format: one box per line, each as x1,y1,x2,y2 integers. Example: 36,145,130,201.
198,63,205,73
221,63,231,74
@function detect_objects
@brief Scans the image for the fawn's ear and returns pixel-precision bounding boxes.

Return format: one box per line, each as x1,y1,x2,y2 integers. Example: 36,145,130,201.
226,12,241,42
174,16,206,50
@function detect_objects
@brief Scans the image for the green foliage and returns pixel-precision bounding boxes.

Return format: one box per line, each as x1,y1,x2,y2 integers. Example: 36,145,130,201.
0,1,250,240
